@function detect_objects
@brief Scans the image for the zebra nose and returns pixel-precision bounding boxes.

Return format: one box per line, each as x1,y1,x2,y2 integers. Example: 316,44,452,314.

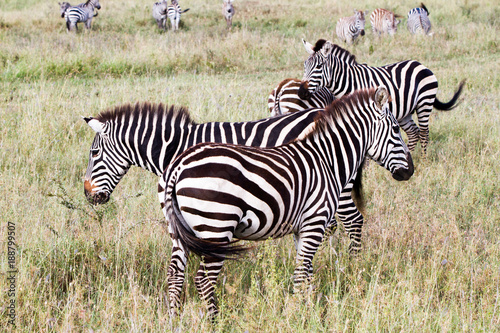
84,180,110,205
391,152,414,181
360,30,365,36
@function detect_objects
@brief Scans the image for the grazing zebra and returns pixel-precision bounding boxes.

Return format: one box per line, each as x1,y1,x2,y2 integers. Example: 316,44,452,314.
64,0,101,32
167,0,190,31
83,102,378,254
407,3,431,35
335,9,367,44
152,0,168,30
299,39,465,156
268,78,335,117
159,87,414,318
370,8,400,36
222,0,235,29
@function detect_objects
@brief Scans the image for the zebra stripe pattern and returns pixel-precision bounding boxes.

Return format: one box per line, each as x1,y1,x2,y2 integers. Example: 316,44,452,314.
300,39,465,156
159,87,414,318
222,0,235,29
268,78,335,117
152,0,168,30
407,3,431,35
64,0,100,32
83,101,374,254
167,0,190,31
335,10,367,44
370,8,400,36
59,2,84,18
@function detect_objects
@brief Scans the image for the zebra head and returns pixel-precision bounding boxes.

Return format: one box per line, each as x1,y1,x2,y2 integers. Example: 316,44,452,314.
299,39,335,100
354,9,367,36
367,87,414,181
59,2,71,18
89,0,101,10
83,117,130,205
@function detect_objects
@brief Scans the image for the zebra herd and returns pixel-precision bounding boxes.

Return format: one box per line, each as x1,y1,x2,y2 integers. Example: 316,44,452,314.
336,3,433,44
80,9,464,321
59,0,234,32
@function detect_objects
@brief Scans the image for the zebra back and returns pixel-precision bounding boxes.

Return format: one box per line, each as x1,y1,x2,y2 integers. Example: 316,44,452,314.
268,78,335,116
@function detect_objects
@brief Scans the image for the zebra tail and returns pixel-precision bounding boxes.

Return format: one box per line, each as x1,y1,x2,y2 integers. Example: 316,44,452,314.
352,164,365,212
168,185,250,261
420,3,429,15
433,80,466,111
181,8,190,13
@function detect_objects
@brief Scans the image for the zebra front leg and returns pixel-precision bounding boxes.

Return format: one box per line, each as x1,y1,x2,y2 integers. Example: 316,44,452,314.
336,184,364,255
416,106,433,158
293,224,325,293
167,239,189,317
194,256,225,320
399,115,420,152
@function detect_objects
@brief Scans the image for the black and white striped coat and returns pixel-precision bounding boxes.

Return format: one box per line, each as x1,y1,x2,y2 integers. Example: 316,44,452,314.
300,39,465,156
268,78,335,117
152,0,168,30
159,87,414,318
222,0,235,29
167,0,190,31
370,8,400,36
64,0,101,32
335,9,367,44
407,3,431,35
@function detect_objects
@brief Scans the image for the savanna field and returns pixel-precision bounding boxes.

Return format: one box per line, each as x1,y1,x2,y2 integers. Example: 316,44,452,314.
0,0,499,331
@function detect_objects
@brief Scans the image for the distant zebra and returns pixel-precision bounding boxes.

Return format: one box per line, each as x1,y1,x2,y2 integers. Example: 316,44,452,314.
152,0,168,30
370,8,400,36
167,0,190,31
268,78,335,117
222,0,235,29
336,9,367,44
83,102,375,255
407,3,431,35
300,39,465,156
64,0,101,32
159,87,414,318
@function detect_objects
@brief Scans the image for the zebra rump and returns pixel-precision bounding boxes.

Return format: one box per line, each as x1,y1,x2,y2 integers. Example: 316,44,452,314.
407,3,431,35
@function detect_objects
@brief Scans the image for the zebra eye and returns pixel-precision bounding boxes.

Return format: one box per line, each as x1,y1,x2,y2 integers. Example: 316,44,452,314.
91,149,99,158
393,125,400,134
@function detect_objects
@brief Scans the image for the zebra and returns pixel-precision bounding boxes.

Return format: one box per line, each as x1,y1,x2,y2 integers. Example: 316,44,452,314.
83,102,377,255
159,87,414,318
299,39,465,157
64,0,101,32
222,0,235,29
268,78,335,117
335,9,367,45
152,0,168,30
167,0,190,31
407,3,431,35
370,8,400,36
59,2,93,18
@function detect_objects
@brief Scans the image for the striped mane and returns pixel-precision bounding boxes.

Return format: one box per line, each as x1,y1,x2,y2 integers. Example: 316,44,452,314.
95,102,196,125
329,43,357,65
303,88,375,140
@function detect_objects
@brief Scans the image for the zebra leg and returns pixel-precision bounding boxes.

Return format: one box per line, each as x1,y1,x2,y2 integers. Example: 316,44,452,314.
416,105,433,158
167,239,188,317
293,223,325,293
194,256,225,319
335,183,364,255
399,115,420,152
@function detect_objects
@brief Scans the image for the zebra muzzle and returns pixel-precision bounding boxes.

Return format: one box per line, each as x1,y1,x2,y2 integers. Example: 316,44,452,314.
298,81,312,100
360,30,365,36
391,152,414,181
84,180,110,205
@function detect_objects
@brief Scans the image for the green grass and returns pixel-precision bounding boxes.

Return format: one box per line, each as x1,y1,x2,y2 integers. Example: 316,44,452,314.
0,0,499,331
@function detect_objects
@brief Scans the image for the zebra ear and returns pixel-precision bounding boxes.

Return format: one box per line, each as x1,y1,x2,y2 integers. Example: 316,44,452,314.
302,39,314,55
83,117,104,134
374,87,389,109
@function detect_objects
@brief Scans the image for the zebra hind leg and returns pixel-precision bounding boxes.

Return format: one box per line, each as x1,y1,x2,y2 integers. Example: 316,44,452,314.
293,227,325,293
194,256,225,320
399,116,420,152
167,240,188,317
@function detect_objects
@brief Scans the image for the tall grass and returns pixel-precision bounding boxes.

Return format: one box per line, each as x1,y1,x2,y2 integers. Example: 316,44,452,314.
0,0,499,331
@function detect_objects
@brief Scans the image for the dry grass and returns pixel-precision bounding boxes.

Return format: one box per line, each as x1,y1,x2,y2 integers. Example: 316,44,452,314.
0,0,499,331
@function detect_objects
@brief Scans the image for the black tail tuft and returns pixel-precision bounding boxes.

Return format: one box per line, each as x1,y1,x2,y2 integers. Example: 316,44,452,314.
434,80,466,111
420,3,429,15
168,188,251,261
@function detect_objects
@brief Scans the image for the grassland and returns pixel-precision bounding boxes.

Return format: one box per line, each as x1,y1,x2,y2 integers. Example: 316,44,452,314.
0,0,499,331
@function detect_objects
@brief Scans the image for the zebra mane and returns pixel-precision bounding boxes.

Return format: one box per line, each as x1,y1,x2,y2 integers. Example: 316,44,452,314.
304,88,375,140
95,102,196,125
329,43,357,64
